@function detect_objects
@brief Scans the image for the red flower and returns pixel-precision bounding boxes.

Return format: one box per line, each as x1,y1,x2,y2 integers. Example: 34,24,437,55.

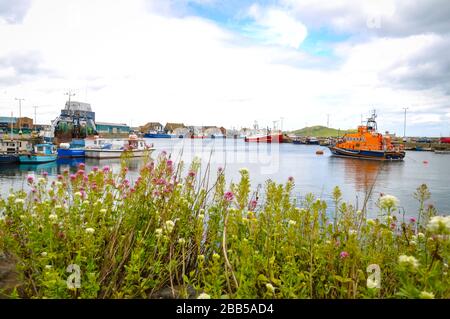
224,191,234,202
340,251,349,259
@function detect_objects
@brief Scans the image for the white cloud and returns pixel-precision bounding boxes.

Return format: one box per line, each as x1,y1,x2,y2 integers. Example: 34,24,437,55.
246,4,307,49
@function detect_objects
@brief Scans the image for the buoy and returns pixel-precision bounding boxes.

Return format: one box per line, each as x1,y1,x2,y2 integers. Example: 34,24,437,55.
316,150,324,155
423,160,428,164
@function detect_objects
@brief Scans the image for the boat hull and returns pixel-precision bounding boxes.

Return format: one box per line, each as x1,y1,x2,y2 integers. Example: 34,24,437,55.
0,154,19,163
245,134,283,143
329,146,405,161
57,148,85,158
19,154,58,163
85,148,154,159
144,133,171,138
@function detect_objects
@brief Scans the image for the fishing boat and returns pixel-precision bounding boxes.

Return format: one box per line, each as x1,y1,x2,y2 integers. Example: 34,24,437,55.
57,139,86,158
328,111,405,161
440,137,450,144
85,134,154,159
245,131,283,143
19,143,57,164
143,130,171,138
305,137,319,145
0,139,31,163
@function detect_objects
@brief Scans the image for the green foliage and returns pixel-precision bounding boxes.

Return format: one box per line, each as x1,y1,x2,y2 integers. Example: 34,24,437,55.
0,156,449,299
290,126,357,137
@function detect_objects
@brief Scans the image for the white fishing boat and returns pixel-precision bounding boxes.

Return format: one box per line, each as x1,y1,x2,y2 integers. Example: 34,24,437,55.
84,134,155,159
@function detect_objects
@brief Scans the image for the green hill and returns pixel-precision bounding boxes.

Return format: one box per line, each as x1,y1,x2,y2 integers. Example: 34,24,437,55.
290,125,356,137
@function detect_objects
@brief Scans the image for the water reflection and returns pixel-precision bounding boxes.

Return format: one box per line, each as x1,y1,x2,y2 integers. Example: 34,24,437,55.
342,159,383,193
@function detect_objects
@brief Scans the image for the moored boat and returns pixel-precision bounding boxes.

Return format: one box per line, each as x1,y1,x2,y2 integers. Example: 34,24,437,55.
57,139,86,158
85,135,154,159
328,111,405,161
244,131,283,143
19,143,57,163
144,131,171,138
0,139,31,163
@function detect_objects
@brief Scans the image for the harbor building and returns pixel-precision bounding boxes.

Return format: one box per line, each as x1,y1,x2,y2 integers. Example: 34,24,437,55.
96,122,130,135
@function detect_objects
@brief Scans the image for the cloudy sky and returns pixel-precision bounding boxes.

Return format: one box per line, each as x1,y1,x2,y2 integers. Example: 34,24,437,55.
0,0,449,136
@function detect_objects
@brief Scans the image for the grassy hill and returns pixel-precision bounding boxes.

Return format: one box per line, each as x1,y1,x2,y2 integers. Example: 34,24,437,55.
289,125,356,137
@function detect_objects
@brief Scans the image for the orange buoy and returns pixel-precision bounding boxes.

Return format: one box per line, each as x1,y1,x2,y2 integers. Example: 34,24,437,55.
316,150,324,155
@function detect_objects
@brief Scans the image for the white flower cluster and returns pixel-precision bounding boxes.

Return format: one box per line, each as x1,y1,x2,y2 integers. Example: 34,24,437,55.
398,255,419,269
379,195,399,210
426,216,450,234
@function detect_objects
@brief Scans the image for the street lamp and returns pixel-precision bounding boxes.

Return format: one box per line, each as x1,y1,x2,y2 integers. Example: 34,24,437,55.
403,107,409,140
15,97,25,133
65,91,76,111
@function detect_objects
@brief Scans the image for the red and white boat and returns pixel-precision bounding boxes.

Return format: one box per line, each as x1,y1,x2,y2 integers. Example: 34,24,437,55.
244,131,283,143
440,137,450,144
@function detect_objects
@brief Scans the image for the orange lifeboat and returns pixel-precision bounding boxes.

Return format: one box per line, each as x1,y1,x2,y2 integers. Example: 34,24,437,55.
328,111,405,161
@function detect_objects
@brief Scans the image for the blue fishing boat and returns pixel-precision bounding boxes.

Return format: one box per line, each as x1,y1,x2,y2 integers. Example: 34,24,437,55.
19,143,57,163
143,131,171,138
57,139,85,158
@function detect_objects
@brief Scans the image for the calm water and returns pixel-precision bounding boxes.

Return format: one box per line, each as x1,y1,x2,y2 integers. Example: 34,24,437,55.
1,138,449,217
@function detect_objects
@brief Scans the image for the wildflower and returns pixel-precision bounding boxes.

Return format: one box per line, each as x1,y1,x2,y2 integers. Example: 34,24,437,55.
212,253,220,261
266,283,275,294
367,219,376,226
165,220,175,233
15,198,25,205
55,181,62,187
82,200,89,206
288,220,297,226
27,175,34,184
197,293,211,299
427,216,450,234
38,177,46,184
78,163,86,170
85,228,95,234
218,167,223,173
70,174,76,181
188,170,196,177
102,165,110,173
167,160,173,166
224,191,234,202
42,171,49,178
41,252,47,257
349,229,357,236
410,240,417,246
325,240,331,245
100,209,107,214
340,251,349,259
45,265,52,270
197,255,205,262
419,291,435,299
367,277,379,289
410,217,416,223
239,168,249,174
92,166,98,172
57,174,63,180
155,228,163,238
418,232,425,239
49,213,57,221
74,192,82,198
379,194,399,211
249,199,257,210
198,214,205,221
398,255,419,269
178,238,186,245
288,176,294,183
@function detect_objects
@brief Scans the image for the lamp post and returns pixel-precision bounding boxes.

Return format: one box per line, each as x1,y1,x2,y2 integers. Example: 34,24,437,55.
65,91,76,110
15,98,25,133
403,107,408,140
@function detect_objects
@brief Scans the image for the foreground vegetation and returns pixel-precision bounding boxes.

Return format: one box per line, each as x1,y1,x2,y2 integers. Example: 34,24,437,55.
0,153,449,299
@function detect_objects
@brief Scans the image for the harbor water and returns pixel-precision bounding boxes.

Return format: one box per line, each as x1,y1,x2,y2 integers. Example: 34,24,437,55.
1,138,449,217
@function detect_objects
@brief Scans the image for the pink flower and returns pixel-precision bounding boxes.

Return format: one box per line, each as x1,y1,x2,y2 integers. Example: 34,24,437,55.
70,174,76,181
161,150,167,156
42,171,48,178
77,169,85,176
224,191,234,202
102,165,110,173
57,175,63,181
288,176,294,182
340,251,349,259
31,188,37,193
122,167,128,173
391,223,396,230
92,166,99,172
63,169,69,176
27,175,34,184
78,163,86,170
167,160,173,166
218,167,223,173
83,176,89,183
249,199,257,210
130,188,136,193
410,217,416,223
188,170,196,178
